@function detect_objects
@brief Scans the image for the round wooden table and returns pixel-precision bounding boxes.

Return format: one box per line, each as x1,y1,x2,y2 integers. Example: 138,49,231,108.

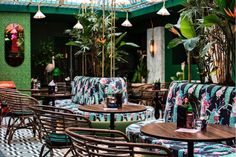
32,93,74,106
79,104,146,130
141,122,236,157
18,88,48,93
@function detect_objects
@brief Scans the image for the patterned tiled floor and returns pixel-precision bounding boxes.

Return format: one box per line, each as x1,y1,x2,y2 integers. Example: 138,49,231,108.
0,122,70,157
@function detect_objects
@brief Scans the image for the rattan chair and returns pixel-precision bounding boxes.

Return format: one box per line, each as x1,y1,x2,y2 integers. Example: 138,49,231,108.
66,127,173,157
0,88,19,124
56,82,67,94
31,105,91,157
0,90,40,144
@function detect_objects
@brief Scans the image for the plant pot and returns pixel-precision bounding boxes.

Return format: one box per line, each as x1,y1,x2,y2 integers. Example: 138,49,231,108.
177,106,187,128
115,93,123,108
154,82,160,90
48,85,55,94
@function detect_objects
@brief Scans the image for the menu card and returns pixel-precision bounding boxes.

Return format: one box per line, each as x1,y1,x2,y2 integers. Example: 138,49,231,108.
103,108,118,111
175,128,199,133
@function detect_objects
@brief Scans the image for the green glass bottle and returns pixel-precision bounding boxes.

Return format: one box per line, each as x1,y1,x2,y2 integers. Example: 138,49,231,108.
186,104,194,129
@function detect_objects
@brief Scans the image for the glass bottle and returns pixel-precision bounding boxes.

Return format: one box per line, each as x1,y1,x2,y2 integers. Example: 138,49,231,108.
186,104,194,129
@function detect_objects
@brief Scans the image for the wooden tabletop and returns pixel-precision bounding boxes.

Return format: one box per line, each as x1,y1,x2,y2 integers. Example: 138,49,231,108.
141,122,236,142
31,92,74,98
18,88,48,92
78,104,146,114
145,88,168,92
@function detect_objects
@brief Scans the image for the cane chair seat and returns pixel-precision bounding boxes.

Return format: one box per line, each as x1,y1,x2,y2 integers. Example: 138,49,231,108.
66,127,172,157
31,105,91,157
0,90,40,144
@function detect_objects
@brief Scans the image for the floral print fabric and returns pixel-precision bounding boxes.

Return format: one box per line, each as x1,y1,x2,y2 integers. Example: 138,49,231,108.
55,76,155,122
164,81,236,127
71,76,128,105
126,81,236,156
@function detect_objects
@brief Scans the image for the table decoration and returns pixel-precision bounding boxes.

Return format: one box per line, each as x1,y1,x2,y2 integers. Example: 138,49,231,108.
177,93,201,129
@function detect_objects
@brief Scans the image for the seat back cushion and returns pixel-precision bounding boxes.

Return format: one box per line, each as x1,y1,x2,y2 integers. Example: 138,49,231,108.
71,76,128,105
163,81,236,127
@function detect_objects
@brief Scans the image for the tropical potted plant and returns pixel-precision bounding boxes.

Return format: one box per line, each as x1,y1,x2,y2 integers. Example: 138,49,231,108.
165,0,235,85
65,11,139,77
131,54,148,83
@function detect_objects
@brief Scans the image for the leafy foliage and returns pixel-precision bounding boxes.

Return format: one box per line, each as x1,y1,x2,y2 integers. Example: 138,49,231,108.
66,11,139,77
32,38,64,67
165,0,235,85
132,56,148,83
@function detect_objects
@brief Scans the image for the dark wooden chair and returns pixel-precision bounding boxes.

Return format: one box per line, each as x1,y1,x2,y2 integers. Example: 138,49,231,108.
31,105,91,157
56,82,67,94
0,90,40,144
66,127,173,157
128,83,155,106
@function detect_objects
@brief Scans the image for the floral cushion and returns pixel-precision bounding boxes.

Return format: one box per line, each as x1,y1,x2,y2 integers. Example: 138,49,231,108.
140,135,236,157
164,81,236,127
55,99,155,122
126,119,164,142
126,81,236,157
71,76,128,105
55,76,155,122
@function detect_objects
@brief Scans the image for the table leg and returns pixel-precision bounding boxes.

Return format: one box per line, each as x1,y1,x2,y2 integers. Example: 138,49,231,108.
110,113,115,130
188,141,194,157
154,92,161,119
52,98,55,106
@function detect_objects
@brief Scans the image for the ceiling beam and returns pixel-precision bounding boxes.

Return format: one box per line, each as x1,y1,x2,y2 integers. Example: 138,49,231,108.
130,0,186,18
0,0,185,18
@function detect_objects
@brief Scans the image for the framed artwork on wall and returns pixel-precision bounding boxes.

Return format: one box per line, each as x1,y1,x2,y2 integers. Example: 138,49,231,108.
5,23,24,67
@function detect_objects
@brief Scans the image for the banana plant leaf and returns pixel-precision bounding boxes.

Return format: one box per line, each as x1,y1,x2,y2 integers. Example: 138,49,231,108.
167,37,184,49
183,37,200,52
203,14,221,27
180,16,196,39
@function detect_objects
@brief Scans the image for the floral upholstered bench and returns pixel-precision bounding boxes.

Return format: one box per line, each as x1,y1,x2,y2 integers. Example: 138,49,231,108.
55,76,155,131
126,81,236,156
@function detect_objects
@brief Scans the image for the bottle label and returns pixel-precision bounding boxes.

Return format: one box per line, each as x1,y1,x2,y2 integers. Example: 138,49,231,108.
186,113,194,128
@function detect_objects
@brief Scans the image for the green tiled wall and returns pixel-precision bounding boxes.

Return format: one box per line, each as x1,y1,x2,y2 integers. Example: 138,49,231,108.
0,12,31,89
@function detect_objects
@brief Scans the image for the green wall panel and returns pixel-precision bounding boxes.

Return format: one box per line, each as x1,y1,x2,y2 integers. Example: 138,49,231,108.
165,30,200,82
0,12,31,89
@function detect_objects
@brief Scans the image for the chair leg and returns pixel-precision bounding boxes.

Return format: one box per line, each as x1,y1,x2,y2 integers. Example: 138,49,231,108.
5,116,13,139
50,149,53,157
39,144,52,157
39,144,45,157
63,147,72,157
8,128,17,145
5,117,18,143
28,117,37,137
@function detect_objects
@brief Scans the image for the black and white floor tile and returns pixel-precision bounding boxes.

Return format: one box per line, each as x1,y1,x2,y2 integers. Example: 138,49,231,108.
0,120,69,157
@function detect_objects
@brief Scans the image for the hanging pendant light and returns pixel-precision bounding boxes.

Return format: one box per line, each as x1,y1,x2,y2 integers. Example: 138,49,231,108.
157,0,170,16
33,4,46,19
73,20,83,29
121,12,132,27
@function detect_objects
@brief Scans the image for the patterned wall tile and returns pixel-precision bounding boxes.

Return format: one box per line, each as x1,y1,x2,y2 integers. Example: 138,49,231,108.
0,12,31,89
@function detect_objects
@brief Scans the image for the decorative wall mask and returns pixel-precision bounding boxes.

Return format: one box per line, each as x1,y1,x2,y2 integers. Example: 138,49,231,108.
5,23,24,67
